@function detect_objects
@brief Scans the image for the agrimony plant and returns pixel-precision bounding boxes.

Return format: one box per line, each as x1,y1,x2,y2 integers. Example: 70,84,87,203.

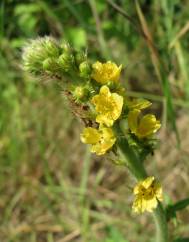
22,36,170,242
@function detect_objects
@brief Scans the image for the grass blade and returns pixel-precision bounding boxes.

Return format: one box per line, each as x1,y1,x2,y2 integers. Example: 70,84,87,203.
135,0,180,145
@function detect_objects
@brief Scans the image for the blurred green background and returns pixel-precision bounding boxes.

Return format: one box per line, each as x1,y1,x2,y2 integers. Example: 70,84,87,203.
1,0,189,241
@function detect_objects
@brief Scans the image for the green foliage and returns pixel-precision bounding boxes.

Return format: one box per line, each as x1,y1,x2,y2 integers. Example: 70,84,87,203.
173,238,189,242
166,198,189,221
14,3,41,36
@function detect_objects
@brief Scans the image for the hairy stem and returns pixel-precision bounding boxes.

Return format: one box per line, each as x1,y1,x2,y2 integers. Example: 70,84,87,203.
117,135,147,180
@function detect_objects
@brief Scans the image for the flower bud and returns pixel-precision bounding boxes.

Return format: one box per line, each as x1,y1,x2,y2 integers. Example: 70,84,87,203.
58,52,75,72
72,86,89,102
79,61,91,78
44,39,60,58
22,37,60,75
43,57,59,73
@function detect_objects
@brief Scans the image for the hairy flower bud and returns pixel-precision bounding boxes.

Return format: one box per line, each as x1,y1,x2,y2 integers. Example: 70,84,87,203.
58,52,75,72
72,86,89,102
43,57,60,73
79,61,91,78
45,39,60,58
22,37,60,75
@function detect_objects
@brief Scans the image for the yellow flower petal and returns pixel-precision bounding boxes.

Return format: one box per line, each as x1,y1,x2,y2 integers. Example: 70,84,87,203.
137,114,161,138
96,114,114,127
91,61,122,84
145,198,158,212
91,85,123,127
128,109,140,134
142,176,155,189
132,197,143,213
127,98,152,110
132,177,163,213
99,85,110,96
93,127,116,155
80,127,100,144
133,182,143,195
128,110,161,138
80,126,116,155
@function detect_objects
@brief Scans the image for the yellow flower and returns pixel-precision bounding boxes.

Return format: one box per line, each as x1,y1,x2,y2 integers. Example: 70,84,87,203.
91,61,122,84
128,109,161,138
132,176,163,213
80,126,116,155
91,86,123,127
127,98,151,110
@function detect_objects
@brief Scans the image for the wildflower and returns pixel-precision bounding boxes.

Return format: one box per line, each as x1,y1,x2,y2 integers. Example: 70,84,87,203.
128,109,161,138
127,98,151,110
91,86,123,127
91,61,122,84
80,126,116,155
132,176,163,213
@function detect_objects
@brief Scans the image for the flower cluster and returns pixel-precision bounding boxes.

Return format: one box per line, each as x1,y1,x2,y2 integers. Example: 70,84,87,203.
22,37,163,213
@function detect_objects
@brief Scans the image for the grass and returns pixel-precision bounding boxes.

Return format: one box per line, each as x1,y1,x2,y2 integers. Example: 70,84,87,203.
0,0,189,241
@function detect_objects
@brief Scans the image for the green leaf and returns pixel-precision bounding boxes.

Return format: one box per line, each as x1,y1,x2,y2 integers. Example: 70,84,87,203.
173,238,189,242
166,197,189,221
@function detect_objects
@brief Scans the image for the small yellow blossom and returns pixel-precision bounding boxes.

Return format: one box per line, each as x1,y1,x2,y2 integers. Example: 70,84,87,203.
91,61,122,84
81,127,101,144
132,176,163,213
91,85,123,127
128,109,161,138
80,126,116,155
127,98,152,110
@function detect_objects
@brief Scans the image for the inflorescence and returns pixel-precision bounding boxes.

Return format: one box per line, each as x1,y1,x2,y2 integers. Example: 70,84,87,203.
22,36,163,213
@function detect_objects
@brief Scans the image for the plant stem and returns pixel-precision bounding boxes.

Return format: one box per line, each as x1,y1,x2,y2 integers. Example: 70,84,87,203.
153,202,169,242
117,135,147,180
115,126,168,242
